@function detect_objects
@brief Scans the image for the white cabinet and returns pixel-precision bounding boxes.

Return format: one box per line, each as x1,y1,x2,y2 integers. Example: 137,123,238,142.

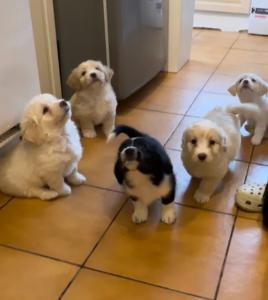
195,0,251,14
0,0,40,136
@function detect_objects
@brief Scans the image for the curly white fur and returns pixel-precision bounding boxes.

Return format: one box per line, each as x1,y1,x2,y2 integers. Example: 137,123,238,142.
67,60,117,138
181,107,241,203
0,94,86,200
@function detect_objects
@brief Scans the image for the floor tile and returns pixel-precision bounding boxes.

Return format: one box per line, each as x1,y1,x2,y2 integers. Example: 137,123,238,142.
166,116,199,151
0,192,10,208
0,186,124,264
187,92,239,117
159,69,211,91
252,139,268,166
79,136,124,191
129,85,198,115
166,116,253,162
63,269,200,300
87,202,233,299
192,29,200,39
233,34,268,52
0,245,77,300
180,60,216,74
217,217,268,300
238,163,268,221
117,106,182,145
193,30,238,48
203,74,237,94
168,150,248,215
223,49,268,65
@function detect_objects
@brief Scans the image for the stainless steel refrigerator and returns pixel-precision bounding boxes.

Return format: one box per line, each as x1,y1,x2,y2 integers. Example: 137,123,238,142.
54,0,166,100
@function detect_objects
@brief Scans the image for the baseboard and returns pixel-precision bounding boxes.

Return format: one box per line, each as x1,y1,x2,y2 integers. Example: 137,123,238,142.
194,11,249,32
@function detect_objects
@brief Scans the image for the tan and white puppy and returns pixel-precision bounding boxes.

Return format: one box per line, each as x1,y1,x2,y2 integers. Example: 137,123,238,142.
67,60,117,138
0,94,86,200
181,107,241,203
228,73,268,144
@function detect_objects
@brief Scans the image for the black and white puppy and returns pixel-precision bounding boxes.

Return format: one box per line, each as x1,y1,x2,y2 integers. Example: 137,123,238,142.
109,125,176,224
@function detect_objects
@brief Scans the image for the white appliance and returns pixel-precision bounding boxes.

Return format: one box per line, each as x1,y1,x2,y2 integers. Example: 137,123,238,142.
0,0,40,142
249,0,268,35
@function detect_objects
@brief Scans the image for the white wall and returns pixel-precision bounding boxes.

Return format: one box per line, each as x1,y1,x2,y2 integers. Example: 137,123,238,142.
0,0,40,135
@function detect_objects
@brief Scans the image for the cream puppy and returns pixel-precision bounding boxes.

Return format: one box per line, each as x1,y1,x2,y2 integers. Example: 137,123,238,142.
67,60,117,138
181,107,241,203
227,103,268,145
228,73,268,145
0,94,86,200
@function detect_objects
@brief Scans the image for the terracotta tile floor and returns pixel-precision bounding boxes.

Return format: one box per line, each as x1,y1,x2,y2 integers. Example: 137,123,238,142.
1,29,268,300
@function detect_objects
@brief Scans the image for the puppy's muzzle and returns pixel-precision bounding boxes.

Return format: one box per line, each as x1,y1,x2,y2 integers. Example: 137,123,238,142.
121,146,140,163
90,72,97,79
197,153,207,162
242,79,249,88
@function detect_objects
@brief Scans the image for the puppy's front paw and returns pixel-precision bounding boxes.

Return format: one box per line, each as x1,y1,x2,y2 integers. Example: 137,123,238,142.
40,190,58,200
251,135,262,145
82,129,96,138
161,207,176,224
59,184,72,196
132,208,148,224
194,190,210,203
68,172,86,186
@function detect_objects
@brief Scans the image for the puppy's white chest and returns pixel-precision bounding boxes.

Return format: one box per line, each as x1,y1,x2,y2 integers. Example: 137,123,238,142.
125,171,171,205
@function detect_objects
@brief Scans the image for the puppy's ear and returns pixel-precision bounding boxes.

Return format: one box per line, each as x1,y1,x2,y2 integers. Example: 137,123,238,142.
257,78,268,96
104,66,114,82
66,69,81,91
228,82,237,96
20,116,44,145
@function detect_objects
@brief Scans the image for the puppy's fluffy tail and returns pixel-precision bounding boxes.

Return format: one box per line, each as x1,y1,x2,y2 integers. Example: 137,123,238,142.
227,103,261,120
107,125,144,142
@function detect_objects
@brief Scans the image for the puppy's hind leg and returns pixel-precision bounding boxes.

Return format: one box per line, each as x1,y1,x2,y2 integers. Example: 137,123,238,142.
102,112,115,137
131,197,148,224
66,168,86,186
251,124,266,145
194,177,221,203
44,173,71,197
161,179,176,224
27,187,58,200
80,117,96,138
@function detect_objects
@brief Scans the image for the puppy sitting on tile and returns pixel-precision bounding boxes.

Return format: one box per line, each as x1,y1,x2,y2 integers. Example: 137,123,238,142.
181,107,241,203
109,125,176,224
228,73,268,145
0,94,86,200
67,60,117,138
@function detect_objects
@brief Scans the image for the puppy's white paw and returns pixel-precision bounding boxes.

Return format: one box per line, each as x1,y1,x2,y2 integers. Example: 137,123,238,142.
251,135,262,145
194,190,210,203
161,207,176,224
59,184,72,196
132,209,148,224
82,129,96,138
68,172,86,185
40,190,58,200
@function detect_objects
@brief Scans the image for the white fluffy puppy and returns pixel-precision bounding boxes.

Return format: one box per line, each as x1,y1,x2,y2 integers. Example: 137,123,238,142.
228,73,268,145
67,60,117,138
0,94,86,200
227,103,268,145
181,107,241,203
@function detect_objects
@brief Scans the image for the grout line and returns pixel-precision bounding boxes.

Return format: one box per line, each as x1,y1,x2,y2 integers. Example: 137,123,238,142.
0,243,80,267
213,213,238,300
0,196,13,210
174,202,235,217
84,266,212,300
58,199,127,300
82,182,124,194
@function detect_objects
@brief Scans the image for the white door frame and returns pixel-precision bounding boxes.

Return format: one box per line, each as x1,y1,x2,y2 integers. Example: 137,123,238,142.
29,0,62,98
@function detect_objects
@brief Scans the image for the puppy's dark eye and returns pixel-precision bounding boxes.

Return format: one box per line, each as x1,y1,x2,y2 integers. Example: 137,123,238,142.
239,78,243,83
81,71,86,76
209,140,216,146
43,106,49,114
191,139,197,145
95,67,101,71
251,78,256,83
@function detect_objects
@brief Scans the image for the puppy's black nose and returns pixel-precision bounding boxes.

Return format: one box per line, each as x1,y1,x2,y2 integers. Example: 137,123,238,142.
59,100,68,108
90,72,97,79
243,79,249,85
198,153,207,161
